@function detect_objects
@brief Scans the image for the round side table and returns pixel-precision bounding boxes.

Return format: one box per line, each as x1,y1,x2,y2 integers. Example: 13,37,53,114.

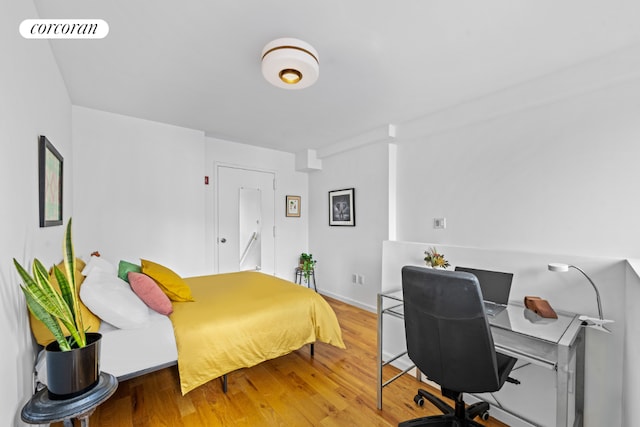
22,372,118,427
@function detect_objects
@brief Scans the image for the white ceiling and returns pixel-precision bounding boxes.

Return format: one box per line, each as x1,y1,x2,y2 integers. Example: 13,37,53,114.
34,0,640,153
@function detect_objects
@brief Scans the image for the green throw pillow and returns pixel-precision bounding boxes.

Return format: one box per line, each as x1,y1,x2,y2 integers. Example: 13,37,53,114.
118,260,141,283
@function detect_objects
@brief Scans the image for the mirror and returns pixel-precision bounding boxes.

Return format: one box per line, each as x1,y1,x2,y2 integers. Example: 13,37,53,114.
238,187,262,271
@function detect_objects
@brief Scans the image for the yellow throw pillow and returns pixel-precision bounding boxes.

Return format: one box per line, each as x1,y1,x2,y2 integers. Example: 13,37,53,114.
140,259,194,302
29,258,102,346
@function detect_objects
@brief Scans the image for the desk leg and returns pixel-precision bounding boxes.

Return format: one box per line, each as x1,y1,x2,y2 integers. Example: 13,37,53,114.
557,328,584,427
376,293,383,410
575,329,585,425
557,343,570,427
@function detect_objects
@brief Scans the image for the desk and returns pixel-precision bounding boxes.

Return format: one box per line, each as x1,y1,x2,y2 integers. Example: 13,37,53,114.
22,372,118,426
377,291,585,427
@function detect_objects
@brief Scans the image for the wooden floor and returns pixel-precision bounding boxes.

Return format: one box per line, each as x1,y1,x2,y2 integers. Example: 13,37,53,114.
60,296,508,427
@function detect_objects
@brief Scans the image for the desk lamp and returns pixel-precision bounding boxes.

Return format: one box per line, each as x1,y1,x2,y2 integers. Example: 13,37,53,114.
548,263,613,332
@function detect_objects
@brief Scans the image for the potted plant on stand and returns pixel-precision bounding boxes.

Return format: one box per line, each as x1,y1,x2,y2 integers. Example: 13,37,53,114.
299,253,317,286
14,219,101,399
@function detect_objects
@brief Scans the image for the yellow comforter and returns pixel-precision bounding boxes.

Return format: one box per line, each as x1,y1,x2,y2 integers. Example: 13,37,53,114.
170,271,345,394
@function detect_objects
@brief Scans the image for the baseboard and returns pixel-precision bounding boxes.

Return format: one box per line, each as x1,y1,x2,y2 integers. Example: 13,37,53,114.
318,290,376,313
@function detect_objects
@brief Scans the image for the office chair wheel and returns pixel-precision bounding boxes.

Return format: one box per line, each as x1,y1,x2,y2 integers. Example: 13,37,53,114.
479,411,490,421
413,394,424,406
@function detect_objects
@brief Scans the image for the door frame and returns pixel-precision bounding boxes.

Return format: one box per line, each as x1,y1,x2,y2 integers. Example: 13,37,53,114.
213,162,277,274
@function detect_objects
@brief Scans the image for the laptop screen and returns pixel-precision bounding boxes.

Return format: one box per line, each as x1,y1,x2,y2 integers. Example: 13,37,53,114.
454,266,513,305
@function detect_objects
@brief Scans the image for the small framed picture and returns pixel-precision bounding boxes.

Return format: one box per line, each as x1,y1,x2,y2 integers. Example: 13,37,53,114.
286,195,301,217
328,188,355,226
38,135,63,227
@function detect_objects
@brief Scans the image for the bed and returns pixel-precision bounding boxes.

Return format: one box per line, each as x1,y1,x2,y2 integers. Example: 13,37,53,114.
35,269,345,395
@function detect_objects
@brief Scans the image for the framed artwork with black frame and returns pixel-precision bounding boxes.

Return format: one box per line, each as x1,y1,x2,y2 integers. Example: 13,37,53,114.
328,188,355,226
286,195,301,217
38,135,63,227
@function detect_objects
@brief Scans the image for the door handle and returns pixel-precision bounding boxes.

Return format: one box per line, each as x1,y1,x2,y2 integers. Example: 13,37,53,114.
220,238,227,243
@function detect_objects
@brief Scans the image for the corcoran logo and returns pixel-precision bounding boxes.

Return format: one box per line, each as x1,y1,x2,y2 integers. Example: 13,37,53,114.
20,19,109,39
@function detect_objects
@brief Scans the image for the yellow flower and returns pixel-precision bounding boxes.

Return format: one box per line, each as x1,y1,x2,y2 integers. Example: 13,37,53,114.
424,247,450,269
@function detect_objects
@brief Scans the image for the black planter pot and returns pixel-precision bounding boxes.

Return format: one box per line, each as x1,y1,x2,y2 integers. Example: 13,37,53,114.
45,332,102,400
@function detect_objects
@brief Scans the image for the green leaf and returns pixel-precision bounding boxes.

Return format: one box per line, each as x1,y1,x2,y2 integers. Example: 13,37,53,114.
62,219,85,345
51,266,85,346
21,286,70,351
53,266,75,319
33,258,50,288
14,259,80,349
22,266,84,349
14,259,39,289
31,260,72,320
22,277,68,322
13,218,86,350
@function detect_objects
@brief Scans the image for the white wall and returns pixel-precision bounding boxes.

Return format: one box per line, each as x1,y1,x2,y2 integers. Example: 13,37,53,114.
204,137,308,280
309,142,391,309
624,260,640,426
0,2,72,425
72,106,208,276
396,77,640,260
72,111,309,281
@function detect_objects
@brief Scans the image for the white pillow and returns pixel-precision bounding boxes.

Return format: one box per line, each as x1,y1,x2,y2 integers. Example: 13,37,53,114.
81,255,117,277
80,270,150,329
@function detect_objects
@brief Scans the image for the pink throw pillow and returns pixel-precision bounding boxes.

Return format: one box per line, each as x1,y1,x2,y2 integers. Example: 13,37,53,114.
127,272,173,315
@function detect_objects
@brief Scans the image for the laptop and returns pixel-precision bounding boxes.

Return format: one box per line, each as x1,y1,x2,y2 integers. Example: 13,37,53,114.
454,266,514,316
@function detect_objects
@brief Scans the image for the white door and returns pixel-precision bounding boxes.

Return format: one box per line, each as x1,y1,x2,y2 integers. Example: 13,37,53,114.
216,165,275,274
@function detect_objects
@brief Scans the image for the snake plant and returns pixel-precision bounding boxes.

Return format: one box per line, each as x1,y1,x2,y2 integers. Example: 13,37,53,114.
14,219,86,351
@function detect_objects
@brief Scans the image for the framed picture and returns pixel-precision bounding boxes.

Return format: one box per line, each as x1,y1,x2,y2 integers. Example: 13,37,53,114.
329,188,355,226
38,135,63,227
286,195,301,217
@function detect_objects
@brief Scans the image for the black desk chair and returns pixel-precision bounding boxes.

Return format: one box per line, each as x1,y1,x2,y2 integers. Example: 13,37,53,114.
399,266,518,426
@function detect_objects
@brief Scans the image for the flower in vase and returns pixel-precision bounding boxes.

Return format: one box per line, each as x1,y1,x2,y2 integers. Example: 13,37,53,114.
424,247,450,269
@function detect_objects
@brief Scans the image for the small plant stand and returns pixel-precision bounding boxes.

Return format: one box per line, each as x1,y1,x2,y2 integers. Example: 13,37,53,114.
295,267,317,292
22,372,117,427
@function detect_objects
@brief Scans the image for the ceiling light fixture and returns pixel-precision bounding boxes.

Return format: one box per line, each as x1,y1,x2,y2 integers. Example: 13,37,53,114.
261,38,319,89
